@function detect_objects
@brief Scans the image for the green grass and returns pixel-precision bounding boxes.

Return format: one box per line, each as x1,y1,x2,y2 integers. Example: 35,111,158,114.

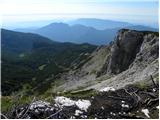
133,73,159,90
1,95,33,113
58,89,98,99
1,96,13,112
133,81,149,90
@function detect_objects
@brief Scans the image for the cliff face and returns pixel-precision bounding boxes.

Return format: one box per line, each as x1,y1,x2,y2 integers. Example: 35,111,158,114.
101,29,144,74
88,29,159,91
57,29,159,92
97,29,158,76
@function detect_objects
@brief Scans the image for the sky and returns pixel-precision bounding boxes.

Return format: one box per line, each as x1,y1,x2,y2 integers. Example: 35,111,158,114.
0,0,159,28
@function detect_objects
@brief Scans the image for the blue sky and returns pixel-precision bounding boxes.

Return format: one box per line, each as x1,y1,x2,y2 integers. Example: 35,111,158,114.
0,0,158,28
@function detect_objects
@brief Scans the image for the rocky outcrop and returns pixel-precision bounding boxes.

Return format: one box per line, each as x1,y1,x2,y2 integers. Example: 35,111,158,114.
130,32,159,67
88,30,159,91
56,29,158,92
106,29,144,74
98,29,158,76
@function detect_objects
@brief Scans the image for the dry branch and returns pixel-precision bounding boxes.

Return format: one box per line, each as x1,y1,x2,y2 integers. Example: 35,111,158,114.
1,113,8,119
150,75,158,88
20,97,35,119
46,109,62,119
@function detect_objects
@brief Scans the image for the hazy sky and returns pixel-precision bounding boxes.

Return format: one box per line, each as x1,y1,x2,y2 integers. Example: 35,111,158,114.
0,0,158,28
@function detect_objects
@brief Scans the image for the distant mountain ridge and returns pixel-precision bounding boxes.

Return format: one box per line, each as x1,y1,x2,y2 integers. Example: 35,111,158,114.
34,23,158,45
68,18,133,30
13,19,158,45
34,22,110,45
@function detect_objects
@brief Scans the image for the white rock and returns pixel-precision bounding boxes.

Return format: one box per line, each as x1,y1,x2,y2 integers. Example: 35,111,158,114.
29,101,50,110
99,87,115,92
153,88,156,92
112,113,116,116
70,116,75,119
75,100,91,112
141,109,150,118
50,108,54,111
121,100,125,103
35,109,39,113
54,96,75,106
156,106,159,109
30,105,34,110
54,96,91,112
121,104,129,108
75,110,83,116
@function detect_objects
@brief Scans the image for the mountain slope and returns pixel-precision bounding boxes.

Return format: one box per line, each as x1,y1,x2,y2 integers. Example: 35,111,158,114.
55,29,159,92
34,22,158,45
1,29,52,54
1,29,97,95
35,23,110,45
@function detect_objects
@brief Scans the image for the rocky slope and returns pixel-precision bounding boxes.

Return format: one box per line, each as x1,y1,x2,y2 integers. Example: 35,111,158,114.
56,29,159,92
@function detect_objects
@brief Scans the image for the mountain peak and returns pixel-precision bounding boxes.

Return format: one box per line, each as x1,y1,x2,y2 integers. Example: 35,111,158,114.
42,22,69,29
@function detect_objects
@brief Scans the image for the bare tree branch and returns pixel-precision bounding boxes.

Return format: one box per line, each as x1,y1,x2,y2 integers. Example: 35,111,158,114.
1,113,8,119
46,109,62,119
150,75,158,88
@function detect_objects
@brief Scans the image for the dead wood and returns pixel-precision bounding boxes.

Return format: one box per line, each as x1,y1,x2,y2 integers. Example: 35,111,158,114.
20,97,35,119
1,113,8,119
146,98,159,107
140,91,158,98
46,109,62,119
150,75,158,88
